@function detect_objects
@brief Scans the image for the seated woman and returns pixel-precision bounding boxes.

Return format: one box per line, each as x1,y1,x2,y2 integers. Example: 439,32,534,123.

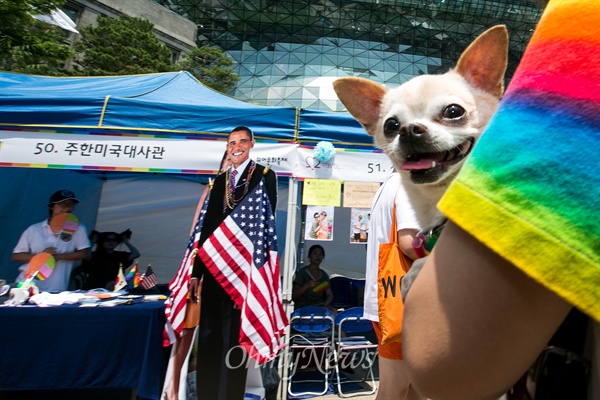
82,229,141,290
292,244,336,314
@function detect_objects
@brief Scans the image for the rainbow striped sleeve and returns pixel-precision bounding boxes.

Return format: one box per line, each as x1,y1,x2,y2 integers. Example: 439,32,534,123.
439,0,600,321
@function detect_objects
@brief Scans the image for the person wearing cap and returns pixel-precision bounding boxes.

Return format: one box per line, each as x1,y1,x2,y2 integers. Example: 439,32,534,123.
12,189,90,292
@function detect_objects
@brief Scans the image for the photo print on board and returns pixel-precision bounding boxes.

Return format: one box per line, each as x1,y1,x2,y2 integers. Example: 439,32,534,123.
304,205,335,241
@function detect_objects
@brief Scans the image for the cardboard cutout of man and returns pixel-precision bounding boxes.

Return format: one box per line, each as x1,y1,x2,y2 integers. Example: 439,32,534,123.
189,126,277,400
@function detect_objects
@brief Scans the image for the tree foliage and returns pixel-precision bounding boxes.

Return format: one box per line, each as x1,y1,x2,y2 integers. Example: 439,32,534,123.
0,4,239,93
175,46,239,93
0,0,74,74
74,15,173,75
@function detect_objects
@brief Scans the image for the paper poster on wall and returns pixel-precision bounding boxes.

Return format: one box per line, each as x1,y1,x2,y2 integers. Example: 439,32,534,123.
349,208,370,244
301,179,341,206
304,205,335,241
343,181,381,208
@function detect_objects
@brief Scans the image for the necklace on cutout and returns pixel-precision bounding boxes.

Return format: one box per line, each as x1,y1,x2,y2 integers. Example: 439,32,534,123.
223,161,256,211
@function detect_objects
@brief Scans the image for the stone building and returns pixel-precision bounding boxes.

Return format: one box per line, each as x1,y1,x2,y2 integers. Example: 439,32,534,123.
63,0,197,66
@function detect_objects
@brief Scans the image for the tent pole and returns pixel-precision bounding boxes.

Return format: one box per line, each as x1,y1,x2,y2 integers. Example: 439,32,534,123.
278,176,298,400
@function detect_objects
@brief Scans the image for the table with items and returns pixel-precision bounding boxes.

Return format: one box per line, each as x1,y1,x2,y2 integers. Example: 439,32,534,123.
0,294,167,400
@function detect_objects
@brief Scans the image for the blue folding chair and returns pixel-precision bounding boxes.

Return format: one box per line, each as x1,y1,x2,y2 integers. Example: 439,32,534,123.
333,307,378,397
330,276,366,310
287,306,335,397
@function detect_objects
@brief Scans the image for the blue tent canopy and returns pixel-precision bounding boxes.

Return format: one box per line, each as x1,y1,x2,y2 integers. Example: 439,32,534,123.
0,71,372,147
299,108,368,146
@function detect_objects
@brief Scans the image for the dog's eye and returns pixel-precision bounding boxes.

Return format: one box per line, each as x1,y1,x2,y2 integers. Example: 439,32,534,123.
384,118,400,138
443,104,465,119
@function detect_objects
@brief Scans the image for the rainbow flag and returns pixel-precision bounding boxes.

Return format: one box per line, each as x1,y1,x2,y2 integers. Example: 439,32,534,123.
126,263,140,289
312,280,329,293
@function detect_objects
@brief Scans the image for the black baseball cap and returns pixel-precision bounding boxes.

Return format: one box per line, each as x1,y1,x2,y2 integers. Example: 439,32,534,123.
50,189,80,204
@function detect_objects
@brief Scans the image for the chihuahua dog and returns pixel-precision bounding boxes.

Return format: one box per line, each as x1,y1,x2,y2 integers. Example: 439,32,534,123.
334,25,508,229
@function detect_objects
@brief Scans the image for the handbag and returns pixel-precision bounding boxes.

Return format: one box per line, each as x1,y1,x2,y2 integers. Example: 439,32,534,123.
183,278,202,329
377,202,413,345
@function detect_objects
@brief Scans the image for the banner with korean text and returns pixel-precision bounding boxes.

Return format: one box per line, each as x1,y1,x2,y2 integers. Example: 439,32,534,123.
0,128,297,176
1,128,392,183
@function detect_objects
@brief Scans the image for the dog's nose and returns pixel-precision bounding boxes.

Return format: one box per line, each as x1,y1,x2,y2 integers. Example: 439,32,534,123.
400,123,429,150
407,123,427,136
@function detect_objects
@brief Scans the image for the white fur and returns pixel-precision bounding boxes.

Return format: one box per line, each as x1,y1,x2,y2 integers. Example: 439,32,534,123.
334,26,508,229
381,72,500,228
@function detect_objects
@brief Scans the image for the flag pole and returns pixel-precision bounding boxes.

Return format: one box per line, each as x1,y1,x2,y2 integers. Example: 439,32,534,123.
278,176,299,400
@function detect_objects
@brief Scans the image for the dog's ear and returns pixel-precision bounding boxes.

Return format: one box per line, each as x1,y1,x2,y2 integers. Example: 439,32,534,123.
333,77,386,136
455,25,508,99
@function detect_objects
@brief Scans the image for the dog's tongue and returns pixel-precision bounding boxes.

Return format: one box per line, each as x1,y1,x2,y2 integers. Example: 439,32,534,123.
400,158,439,170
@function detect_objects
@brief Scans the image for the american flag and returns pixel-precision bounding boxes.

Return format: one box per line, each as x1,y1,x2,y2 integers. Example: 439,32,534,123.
163,192,210,345
198,179,288,363
140,265,158,290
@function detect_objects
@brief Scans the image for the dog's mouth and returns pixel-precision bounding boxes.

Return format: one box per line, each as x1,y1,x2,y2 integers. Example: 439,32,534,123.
400,137,475,171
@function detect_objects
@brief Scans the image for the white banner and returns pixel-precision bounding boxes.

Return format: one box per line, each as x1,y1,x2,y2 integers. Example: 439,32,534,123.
293,147,392,182
0,129,391,182
0,129,297,175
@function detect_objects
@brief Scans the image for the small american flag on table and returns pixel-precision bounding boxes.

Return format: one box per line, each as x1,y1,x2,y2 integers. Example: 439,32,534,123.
140,265,158,290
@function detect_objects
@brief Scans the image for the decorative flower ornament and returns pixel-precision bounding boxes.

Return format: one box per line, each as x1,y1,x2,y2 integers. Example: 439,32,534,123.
313,141,336,162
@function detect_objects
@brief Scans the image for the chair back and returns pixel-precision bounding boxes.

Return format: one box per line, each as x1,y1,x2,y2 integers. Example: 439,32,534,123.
330,276,365,309
332,307,378,397
288,307,335,397
290,306,334,333
335,307,372,334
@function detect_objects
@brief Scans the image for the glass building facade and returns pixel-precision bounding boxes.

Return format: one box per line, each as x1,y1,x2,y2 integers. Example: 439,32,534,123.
155,0,542,111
